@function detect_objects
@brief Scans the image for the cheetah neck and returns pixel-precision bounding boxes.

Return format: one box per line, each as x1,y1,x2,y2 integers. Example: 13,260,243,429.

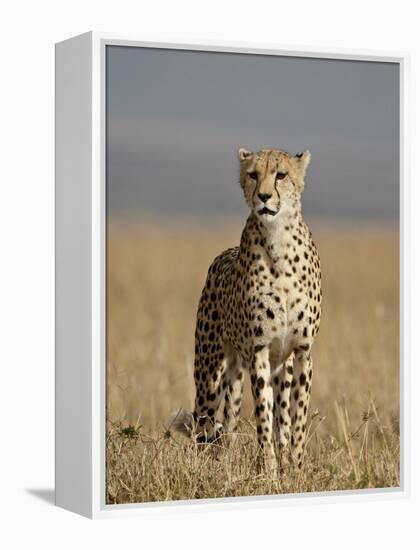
244,205,306,262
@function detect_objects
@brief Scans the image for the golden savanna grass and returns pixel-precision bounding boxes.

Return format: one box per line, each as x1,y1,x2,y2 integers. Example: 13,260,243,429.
106,219,399,504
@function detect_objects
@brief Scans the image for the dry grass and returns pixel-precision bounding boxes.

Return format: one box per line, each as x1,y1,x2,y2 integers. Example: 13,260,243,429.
106,219,400,504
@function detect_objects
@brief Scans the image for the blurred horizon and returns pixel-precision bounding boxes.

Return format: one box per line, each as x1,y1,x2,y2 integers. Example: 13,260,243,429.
106,46,399,224
106,210,400,231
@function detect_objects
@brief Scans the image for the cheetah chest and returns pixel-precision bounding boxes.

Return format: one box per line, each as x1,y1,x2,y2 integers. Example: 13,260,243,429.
250,282,309,361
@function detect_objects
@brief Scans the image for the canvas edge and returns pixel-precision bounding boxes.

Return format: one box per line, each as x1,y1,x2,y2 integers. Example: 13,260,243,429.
55,31,94,518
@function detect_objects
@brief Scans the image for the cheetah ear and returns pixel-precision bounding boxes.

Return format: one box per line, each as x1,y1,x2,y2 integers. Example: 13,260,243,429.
238,148,253,162
295,149,311,173
293,150,311,191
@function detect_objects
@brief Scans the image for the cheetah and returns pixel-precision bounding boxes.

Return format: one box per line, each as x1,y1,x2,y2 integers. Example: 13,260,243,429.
172,148,322,472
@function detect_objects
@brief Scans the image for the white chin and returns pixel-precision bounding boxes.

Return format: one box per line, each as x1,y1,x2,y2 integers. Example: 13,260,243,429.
256,209,278,220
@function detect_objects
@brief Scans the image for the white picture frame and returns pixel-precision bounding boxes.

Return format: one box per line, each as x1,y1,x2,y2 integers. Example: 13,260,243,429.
55,31,409,519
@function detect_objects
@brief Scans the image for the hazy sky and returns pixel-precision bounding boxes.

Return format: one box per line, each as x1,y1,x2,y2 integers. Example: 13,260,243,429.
106,46,399,222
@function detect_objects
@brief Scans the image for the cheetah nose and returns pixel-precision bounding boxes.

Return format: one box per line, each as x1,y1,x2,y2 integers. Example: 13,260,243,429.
258,193,272,203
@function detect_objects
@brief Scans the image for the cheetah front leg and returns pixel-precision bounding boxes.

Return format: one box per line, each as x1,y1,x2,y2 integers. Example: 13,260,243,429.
272,354,294,464
290,351,313,467
250,347,277,474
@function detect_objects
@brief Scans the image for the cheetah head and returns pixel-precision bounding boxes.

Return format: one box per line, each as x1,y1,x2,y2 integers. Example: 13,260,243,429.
238,148,311,222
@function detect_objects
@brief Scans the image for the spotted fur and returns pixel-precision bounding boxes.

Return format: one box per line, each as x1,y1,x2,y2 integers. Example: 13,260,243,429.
174,148,322,473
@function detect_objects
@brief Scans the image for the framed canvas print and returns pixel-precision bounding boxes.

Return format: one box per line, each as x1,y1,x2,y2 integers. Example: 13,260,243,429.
55,32,408,518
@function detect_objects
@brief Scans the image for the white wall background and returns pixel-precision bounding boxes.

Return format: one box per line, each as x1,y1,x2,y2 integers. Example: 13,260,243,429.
0,1,418,548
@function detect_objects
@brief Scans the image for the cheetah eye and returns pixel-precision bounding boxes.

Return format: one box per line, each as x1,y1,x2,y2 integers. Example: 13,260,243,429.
276,172,287,181
248,171,258,181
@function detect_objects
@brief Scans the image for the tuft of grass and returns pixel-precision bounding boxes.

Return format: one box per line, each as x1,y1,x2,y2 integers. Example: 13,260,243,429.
119,425,140,439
